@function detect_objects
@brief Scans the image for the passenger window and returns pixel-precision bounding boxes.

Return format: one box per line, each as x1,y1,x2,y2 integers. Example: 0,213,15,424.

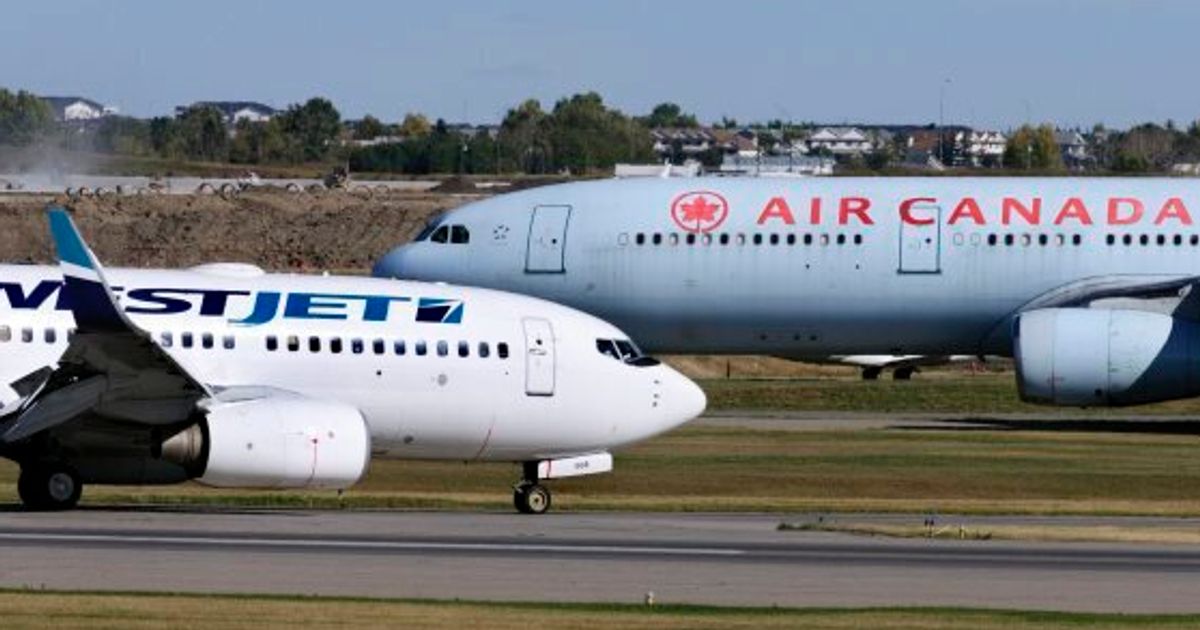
437,340,449,356
1003,234,1014,246
201,333,214,349
804,234,813,245
1175,234,1183,246
44,328,56,343
309,336,321,353
1072,234,1082,246
415,340,427,356
286,335,299,352
351,339,364,354
330,338,343,354
836,234,846,245
702,233,713,245
0,325,10,342
450,225,470,244
1123,234,1133,245
1105,234,1114,245
686,233,696,245
1020,234,1031,246
478,342,490,358
21,327,32,343
1157,234,1166,246
820,234,830,246
753,234,763,245
223,335,235,350
373,339,385,355
458,340,470,357
652,233,662,245
854,234,863,245
769,234,780,245
497,342,509,359
394,340,406,355
786,234,796,245
668,233,679,246
1192,235,1199,246
430,226,449,244
635,233,645,245
266,335,278,351
181,332,193,348
736,234,746,246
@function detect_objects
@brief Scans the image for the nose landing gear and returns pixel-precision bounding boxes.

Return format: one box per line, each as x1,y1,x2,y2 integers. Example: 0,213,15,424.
513,461,552,515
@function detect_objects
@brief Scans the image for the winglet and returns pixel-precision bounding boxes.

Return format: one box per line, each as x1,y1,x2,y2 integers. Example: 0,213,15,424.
47,207,132,333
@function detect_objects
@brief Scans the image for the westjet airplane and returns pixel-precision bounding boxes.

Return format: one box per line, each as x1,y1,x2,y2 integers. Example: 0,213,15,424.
376,177,1200,408
0,209,705,513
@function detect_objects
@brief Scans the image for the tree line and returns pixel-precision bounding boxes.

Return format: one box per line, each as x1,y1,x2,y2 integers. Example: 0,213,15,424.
6,84,1200,175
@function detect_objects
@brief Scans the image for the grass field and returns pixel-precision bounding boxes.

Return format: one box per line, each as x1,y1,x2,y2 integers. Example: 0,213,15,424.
3,373,1200,516
1,590,1198,630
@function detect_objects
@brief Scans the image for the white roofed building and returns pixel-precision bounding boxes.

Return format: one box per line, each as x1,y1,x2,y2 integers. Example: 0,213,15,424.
42,96,116,122
806,127,874,156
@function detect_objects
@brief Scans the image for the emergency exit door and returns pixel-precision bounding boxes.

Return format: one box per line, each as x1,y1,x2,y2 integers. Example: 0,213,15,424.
525,205,571,273
522,317,556,396
898,203,942,273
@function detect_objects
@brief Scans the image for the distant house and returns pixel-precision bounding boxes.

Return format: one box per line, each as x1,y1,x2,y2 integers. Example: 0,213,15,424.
42,96,116,122
651,127,719,159
807,127,874,156
177,101,278,125
1055,129,1091,168
958,130,1006,166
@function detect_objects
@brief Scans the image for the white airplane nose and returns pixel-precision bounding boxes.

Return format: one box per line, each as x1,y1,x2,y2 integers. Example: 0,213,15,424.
371,247,407,278
665,368,707,427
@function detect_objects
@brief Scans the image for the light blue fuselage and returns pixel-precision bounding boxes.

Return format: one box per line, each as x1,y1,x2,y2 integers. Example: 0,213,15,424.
375,177,1200,357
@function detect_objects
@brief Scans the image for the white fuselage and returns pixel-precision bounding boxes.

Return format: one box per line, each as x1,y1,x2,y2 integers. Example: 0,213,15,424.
0,264,703,463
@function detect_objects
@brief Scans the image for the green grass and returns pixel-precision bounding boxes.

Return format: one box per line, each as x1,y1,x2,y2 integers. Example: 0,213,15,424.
5,417,1200,515
0,589,1197,629
701,372,1200,414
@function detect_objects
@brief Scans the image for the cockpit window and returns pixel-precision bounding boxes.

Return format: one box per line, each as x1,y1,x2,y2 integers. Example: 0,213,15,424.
450,225,470,244
596,339,620,360
415,214,447,242
596,338,660,367
430,225,450,243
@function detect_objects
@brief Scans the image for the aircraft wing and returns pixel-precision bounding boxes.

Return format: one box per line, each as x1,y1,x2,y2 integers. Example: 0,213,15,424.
0,209,210,443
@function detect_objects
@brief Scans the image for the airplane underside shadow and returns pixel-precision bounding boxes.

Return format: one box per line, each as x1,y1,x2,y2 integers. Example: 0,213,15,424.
893,417,1200,436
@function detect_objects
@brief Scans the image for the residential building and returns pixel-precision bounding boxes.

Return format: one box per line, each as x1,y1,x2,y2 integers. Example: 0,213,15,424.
177,101,278,125
719,154,834,176
42,96,116,122
1055,129,1091,168
806,127,874,156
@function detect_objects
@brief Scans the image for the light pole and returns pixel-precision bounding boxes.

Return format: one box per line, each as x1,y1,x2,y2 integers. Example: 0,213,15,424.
938,78,951,165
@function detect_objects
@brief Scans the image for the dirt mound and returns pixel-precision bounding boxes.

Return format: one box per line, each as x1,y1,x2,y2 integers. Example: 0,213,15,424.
0,191,483,272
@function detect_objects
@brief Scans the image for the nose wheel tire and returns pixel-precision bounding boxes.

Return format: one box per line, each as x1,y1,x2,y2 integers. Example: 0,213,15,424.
513,482,551,515
18,464,82,511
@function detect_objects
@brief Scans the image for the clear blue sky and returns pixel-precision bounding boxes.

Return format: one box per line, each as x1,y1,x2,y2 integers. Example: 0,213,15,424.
0,0,1194,129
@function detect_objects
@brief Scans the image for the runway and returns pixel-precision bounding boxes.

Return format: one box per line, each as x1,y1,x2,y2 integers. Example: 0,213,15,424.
1,509,1198,612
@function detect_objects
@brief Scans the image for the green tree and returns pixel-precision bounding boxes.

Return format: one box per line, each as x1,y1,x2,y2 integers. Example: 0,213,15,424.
643,102,699,128
175,105,229,161
0,89,54,146
1002,124,1062,170
354,114,386,140
277,97,341,161
229,119,296,164
92,116,151,155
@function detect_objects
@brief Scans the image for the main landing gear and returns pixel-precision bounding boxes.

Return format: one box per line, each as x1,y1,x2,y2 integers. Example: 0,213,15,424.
513,461,551,515
18,463,82,511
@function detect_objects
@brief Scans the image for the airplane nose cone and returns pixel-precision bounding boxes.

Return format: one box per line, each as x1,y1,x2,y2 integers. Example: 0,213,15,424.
372,246,406,279
666,368,707,427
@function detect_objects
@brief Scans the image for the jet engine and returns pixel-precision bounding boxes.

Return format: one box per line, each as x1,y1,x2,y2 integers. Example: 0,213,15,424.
161,397,371,489
1015,308,1200,406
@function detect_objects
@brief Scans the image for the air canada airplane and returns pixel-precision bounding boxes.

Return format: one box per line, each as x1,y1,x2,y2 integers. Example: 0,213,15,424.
0,209,705,513
376,177,1200,408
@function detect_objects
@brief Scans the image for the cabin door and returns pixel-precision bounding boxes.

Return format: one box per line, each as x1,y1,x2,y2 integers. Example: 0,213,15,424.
522,317,556,396
525,205,571,273
898,203,942,273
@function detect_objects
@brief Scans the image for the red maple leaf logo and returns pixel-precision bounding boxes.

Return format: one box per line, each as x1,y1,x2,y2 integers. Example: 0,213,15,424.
671,191,729,233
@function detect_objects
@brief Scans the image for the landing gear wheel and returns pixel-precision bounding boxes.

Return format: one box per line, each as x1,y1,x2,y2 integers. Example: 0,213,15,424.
893,367,916,381
18,464,82,511
862,367,882,380
513,483,551,515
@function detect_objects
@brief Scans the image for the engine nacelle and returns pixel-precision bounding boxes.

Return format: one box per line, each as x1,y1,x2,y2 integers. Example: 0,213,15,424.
162,397,370,489
1015,308,1200,406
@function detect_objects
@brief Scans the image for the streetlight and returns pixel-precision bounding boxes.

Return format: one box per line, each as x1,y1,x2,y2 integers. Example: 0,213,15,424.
938,78,952,165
